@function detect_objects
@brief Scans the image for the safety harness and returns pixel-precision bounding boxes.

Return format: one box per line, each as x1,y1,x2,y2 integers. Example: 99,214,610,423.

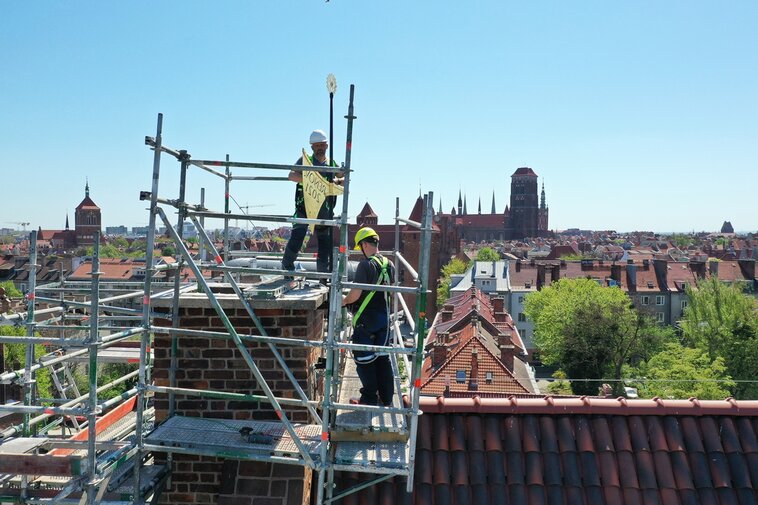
352,255,390,327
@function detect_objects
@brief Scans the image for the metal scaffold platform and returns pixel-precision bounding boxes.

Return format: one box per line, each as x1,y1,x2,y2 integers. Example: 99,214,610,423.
0,83,432,504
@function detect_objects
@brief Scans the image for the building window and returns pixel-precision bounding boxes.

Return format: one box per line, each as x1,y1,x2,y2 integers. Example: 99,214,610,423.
641,296,650,305
656,312,665,323
455,370,466,383
485,372,493,384
681,300,688,310
520,328,528,338
518,313,526,322
518,296,524,303
656,295,665,305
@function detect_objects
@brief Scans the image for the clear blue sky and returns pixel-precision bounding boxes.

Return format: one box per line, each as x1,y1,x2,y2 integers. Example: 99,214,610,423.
2,2,756,234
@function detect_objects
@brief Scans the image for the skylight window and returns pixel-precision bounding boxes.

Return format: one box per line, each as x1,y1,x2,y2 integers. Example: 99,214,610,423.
456,370,466,383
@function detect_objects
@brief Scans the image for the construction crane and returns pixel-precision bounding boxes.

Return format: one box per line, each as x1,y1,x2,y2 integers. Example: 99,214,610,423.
5,222,30,231
235,203,274,228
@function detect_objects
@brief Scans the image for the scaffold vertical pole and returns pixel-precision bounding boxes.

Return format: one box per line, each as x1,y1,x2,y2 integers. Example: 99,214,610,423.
169,150,190,419
224,154,231,262
406,191,433,492
134,112,164,505
86,231,102,504
20,230,38,501
319,83,355,505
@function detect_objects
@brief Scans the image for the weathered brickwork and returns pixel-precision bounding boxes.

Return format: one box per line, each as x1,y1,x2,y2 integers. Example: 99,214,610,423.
152,294,325,505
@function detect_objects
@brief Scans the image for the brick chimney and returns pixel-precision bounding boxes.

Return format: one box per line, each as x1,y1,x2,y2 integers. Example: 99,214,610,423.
610,264,622,283
690,260,706,279
551,264,560,283
515,259,521,272
536,264,546,290
709,260,719,277
642,259,650,271
468,347,479,391
440,306,453,322
738,259,756,281
432,342,448,369
626,263,637,292
653,258,669,291
498,332,515,372
492,297,507,322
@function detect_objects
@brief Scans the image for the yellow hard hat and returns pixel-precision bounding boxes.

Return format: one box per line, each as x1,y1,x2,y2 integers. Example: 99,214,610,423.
354,227,380,250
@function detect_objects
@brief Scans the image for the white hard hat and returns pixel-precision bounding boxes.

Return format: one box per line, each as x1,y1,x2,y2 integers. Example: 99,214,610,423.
309,130,328,144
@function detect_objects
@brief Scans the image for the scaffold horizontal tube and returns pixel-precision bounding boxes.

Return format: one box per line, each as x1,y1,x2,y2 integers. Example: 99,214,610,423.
151,326,415,354
395,217,421,228
147,385,319,407
141,442,313,467
330,402,414,415
185,209,342,227
0,327,144,385
199,263,332,280
341,281,418,294
191,159,346,174
230,175,289,181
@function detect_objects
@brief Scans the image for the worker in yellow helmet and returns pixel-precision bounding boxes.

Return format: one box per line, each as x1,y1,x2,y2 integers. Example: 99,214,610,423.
342,227,396,406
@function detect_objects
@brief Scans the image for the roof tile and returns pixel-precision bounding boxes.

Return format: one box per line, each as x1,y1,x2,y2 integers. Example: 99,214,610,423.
652,451,676,489
524,452,543,486
592,417,615,452
597,451,620,488
485,451,506,485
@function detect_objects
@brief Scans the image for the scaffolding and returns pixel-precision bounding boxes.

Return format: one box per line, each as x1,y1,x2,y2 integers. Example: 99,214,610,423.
0,84,433,504
0,232,179,504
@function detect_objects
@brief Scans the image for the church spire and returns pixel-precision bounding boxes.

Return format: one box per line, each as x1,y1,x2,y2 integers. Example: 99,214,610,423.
540,180,546,210
85,178,90,198
478,196,482,214
65,213,69,230
491,191,496,214
457,189,463,215
463,195,467,215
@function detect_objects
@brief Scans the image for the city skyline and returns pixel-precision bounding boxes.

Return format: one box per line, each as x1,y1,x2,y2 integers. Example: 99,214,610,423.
2,2,756,233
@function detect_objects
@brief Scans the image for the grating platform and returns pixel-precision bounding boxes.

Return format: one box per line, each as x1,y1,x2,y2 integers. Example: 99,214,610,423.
145,416,324,462
333,355,408,442
334,441,409,473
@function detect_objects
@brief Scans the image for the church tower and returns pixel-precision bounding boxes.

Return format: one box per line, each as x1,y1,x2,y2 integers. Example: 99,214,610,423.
75,180,101,245
505,167,539,240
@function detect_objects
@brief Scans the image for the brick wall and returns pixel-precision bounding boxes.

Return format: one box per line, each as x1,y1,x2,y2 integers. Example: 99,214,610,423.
151,293,326,505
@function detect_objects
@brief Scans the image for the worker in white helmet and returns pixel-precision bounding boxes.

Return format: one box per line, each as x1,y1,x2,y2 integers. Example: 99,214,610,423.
282,130,341,273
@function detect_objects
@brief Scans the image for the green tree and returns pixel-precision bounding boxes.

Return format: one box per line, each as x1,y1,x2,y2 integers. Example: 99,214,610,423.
161,245,176,257
1,326,53,404
670,234,693,249
525,278,669,395
680,278,758,398
475,247,500,262
0,281,22,298
436,258,470,307
632,343,734,400
111,236,129,249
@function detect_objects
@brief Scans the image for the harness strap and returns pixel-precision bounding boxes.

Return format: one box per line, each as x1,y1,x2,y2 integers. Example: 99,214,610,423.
352,256,390,327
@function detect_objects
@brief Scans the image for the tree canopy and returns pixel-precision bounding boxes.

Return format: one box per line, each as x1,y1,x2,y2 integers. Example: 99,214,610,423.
631,342,734,400
680,277,758,399
436,257,470,307
475,247,500,262
525,277,670,395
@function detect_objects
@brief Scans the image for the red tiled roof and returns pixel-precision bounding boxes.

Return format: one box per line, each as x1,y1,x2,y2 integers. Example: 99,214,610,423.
511,166,538,177
338,398,758,505
76,195,100,210
69,258,134,280
421,335,529,396
357,202,377,218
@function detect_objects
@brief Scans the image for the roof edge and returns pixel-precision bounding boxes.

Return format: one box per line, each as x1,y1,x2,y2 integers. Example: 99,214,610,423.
418,395,758,416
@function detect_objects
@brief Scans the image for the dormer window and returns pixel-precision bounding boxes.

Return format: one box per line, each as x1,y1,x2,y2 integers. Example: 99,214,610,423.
455,370,466,383
485,372,493,384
